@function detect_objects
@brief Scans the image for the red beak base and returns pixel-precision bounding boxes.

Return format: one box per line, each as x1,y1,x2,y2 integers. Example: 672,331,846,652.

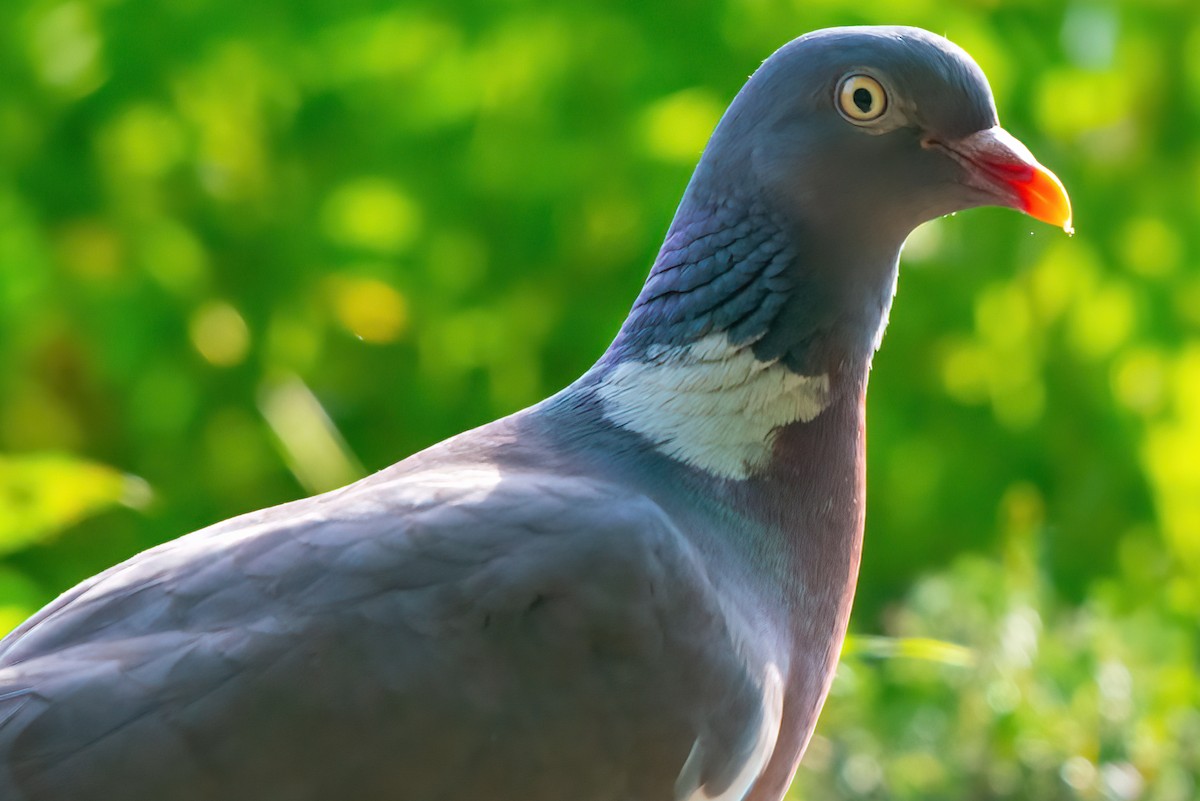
937,126,1073,234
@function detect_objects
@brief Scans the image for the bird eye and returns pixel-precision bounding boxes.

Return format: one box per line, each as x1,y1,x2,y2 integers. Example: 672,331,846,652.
837,74,888,123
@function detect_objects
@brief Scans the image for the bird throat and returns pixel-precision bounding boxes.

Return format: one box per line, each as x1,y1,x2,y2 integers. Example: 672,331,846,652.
592,197,895,482
596,334,831,480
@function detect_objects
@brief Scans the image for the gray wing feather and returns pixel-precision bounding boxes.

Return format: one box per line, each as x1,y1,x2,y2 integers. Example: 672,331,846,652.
0,465,771,801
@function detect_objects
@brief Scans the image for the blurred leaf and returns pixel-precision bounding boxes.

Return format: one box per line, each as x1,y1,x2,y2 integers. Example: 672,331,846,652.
0,453,149,553
844,634,978,668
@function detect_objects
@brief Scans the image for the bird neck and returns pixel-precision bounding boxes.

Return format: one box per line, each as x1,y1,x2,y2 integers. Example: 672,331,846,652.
575,191,899,484
529,195,880,647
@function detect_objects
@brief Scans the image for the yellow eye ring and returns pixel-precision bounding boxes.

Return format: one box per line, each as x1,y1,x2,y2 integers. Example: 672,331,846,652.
837,74,888,123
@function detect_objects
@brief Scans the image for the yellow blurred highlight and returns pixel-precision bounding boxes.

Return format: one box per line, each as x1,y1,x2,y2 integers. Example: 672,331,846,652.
258,376,364,494
887,752,946,797
321,178,422,253
1034,68,1135,140
98,104,185,178
174,43,277,200
1028,238,1100,321
0,453,150,553
1146,427,1200,563
941,298,1045,429
640,89,723,163
189,301,250,367
0,606,33,638
1173,347,1200,420
1144,346,1200,565
327,275,409,344
55,219,122,281
1111,348,1167,416
477,18,570,110
940,339,991,405
976,284,1032,350
1067,282,1136,360
406,45,480,129
425,307,507,374
991,375,1045,431
313,11,479,130
1119,216,1182,278
318,11,459,84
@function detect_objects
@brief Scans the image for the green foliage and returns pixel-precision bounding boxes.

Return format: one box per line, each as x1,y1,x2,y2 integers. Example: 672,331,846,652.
0,453,148,552
0,0,1197,797
807,521,1200,800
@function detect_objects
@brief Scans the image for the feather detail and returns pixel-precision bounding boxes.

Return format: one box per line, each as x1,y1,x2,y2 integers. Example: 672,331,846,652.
597,334,829,480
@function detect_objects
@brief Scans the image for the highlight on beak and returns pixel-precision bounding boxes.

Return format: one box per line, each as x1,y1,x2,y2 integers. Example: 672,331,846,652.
931,126,1074,234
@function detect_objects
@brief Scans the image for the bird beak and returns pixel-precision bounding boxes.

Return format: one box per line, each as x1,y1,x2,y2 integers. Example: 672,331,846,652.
930,126,1073,234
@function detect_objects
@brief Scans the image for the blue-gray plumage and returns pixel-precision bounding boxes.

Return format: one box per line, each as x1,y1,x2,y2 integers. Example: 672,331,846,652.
0,26,1070,801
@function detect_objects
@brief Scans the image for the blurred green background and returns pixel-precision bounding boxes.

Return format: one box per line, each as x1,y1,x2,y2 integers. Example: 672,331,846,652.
1,0,1198,797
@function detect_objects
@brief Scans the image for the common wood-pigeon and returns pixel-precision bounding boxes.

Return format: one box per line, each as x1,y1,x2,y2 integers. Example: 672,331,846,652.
0,25,1071,801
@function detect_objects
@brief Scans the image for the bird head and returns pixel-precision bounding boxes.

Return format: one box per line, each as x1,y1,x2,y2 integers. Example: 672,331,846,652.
696,26,1072,246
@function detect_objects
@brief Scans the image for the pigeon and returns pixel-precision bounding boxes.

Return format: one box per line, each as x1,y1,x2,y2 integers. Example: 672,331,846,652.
0,25,1070,801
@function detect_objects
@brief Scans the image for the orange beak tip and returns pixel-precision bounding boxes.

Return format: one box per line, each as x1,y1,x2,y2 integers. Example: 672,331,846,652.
1017,163,1074,234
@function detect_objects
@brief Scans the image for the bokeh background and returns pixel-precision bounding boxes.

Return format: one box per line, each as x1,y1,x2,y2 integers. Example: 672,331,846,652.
1,0,1198,797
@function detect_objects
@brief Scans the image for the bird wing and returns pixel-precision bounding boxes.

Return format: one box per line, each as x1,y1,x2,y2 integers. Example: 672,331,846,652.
0,461,781,801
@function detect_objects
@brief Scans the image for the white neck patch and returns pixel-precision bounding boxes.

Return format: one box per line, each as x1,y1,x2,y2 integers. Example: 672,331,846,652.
596,334,830,480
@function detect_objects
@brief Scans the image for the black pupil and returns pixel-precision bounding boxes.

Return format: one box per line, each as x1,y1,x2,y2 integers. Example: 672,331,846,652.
853,87,874,113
